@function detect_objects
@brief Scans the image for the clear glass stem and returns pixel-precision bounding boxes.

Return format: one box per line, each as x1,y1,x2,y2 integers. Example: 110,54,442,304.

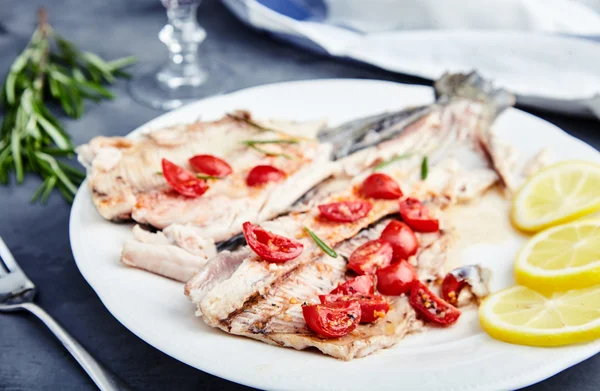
157,2,207,90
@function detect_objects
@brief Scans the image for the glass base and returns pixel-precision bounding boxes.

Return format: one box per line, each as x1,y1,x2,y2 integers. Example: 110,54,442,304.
129,59,234,111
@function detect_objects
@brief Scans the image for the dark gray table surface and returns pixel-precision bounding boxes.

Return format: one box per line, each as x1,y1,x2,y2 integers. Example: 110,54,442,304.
1,1,599,390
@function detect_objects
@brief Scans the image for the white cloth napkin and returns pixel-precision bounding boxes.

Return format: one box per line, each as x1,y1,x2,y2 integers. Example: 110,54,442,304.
222,0,600,115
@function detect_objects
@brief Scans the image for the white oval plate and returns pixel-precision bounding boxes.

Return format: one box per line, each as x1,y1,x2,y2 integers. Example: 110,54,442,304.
70,79,600,391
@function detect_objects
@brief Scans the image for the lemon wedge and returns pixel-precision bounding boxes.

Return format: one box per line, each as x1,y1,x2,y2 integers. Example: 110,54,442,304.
511,161,600,232
514,220,600,292
479,285,600,346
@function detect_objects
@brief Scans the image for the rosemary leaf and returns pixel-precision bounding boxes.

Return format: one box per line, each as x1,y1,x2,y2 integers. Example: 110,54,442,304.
40,147,76,156
40,175,57,203
57,160,86,180
30,178,47,203
372,153,412,171
304,227,337,258
35,151,78,194
37,114,71,149
56,181,75,203
195,174,222,180
421,156,429,180
11,127,23,182
241,139,298,159
246,144,292,160
107,56,138,71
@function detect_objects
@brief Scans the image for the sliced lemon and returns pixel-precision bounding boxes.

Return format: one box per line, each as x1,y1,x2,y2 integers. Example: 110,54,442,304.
514,220,600,292
479,285,600,346
511,161,600,232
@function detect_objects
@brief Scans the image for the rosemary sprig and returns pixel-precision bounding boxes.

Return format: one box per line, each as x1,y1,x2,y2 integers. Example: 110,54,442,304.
372,153,412,171
421,156,429,180
241,139,299,159
0,9,135,203
304,227,337,258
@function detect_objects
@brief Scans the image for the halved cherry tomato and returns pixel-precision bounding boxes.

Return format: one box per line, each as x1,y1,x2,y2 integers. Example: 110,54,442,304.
441,265,488,306
242,222,303,263
441,272,463,306
379,220,419,261
399,198,439,232
360,173,403,199
246,165,286,187
376,260,416,296
189,154,233,177
302,301,361,338
409,280,461,326
319,294,389,323
318,201,372,223
330,275,375,295
348,239,393,275
161,158,208,197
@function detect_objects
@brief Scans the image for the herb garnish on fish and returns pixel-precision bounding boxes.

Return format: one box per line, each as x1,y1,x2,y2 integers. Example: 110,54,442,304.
304,227,338,258
241,139,299,159
421,156,429,180
372,153,412,171
195,174,223,180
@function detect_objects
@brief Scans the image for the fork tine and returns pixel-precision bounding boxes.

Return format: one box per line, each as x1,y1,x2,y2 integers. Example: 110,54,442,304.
0,237,19,273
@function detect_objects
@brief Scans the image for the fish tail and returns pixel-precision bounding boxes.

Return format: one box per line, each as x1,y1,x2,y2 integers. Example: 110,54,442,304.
434,71,515,117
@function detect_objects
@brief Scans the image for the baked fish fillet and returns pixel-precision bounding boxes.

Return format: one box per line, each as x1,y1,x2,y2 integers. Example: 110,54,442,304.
78,111,330,223
185,219,450,360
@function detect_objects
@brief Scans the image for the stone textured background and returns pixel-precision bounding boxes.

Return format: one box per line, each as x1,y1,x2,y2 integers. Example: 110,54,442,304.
0,0,598,390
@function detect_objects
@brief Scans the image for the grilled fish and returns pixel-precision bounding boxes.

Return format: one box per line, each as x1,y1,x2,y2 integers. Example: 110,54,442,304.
182,73,525,359
185,218,450,360
78,111,331,223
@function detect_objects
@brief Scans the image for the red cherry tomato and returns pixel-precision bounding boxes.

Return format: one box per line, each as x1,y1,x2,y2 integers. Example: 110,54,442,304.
409,280,461,326
161,158,208,197
330,275,375,295
376,260,416,296
348,239,393,275
189,154,233,177
242,222,303,263
441,265,487,306
360,173,403,199
302,301,361,338
319,294,389,323
399,198,439,232
318,201,372,223
380,220,419,262
246,165,286,187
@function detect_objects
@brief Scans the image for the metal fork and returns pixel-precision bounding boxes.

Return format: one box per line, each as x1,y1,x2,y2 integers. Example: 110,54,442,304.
0,237,131,391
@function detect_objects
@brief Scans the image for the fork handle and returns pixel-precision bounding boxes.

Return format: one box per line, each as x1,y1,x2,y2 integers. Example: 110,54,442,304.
21,302,132,391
